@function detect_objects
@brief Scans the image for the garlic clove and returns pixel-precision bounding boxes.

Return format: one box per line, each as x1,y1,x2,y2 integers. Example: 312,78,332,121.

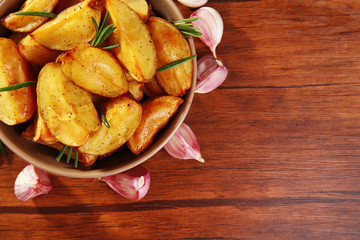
178,0,208,8
14,165,52,202
101,165,150,201
164,123,204,163
195,55,228,94
191,7,224,58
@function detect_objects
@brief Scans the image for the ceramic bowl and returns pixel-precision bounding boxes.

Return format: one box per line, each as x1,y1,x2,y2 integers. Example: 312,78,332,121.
0,0,196,178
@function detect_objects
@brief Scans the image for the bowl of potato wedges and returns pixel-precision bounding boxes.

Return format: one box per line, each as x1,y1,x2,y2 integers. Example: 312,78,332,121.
0,0,196,178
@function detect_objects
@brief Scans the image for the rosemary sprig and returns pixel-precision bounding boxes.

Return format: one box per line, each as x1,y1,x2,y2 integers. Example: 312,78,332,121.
102,44,120,50
0,81,36,92
56,145,68,162
0,140,7,157
15,11,57,18
96,105,110,128
75,150,79,169
56,145,80,168
90,11,117,47
66,147,73,164
171,17,202,37
157,55,197,72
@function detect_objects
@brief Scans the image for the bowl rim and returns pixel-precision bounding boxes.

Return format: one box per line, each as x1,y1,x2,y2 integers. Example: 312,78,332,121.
0,0,197,178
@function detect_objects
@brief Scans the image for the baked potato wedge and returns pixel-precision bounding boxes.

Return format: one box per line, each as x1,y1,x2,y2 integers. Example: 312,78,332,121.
127,96,184,155
147,16,193,96
120,0,150,22
31,0,102,50
60,43,128,98
1,0,59,33
106,0,157,82
54,0,84,14
19,35,61,66
0,38,36,125
78,96,142,155
37,62,101,146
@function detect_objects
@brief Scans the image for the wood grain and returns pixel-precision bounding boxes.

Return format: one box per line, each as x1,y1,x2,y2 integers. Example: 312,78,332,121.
1,0,360,239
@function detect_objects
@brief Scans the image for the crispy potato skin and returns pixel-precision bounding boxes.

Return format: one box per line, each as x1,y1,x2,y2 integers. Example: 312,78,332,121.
127,96,184,155
119,0,150,21
37,62,101,146
0,38,36,125
1,0,59,33
60,43,128,97
106,0,157,82
147,17,193,96
78,96,142,155
19,35,61,66
31,0,102,50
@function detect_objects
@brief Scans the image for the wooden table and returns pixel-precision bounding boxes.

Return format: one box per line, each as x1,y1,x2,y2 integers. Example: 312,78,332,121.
1,0,360,239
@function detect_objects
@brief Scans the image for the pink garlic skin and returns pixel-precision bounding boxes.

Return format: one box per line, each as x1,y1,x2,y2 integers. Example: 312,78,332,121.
195,55,228,94
178,0,208,8
14,165,52,202
164,123,204,163
191,7,224,58
101,165,150,201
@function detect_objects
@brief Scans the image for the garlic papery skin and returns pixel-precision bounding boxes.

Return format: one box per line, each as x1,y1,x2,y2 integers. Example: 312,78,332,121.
178,0,208,8
195,55,228,94
164,123,204,163
191,7,224,58
101,165,150,201
14,165,52,202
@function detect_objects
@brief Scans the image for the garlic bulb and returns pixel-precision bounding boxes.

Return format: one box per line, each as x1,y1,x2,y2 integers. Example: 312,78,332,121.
195,55,228,94
191,7,224,58
14,165,52,202
101,165,150,201
178,0,208,8
164,123,204,163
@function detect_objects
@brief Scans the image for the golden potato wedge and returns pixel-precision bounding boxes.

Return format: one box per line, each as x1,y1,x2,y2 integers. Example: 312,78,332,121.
143,77,165,97
60,43,128,97
1,0,59,33
78,96,142,155
127,96,184,155
106,0,157,82
37,62,101,146
19,35,61,66
128,81,144,102
0,38,36,125
33,112,57,145
119,0,150,21
31,0,102,51
147,16,193,96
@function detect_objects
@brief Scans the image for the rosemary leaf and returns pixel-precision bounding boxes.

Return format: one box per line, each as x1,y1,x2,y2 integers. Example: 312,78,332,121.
172,17,199,24
66,147,73,164
157,55,197,72
99,11,110,33
94,25,116,47
0,140,7,157
74,149,79,168
15,11,57,18
56,145,68,162
96,105,110,128
102,44,120,50
0,81,36,92
180,31,203,37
